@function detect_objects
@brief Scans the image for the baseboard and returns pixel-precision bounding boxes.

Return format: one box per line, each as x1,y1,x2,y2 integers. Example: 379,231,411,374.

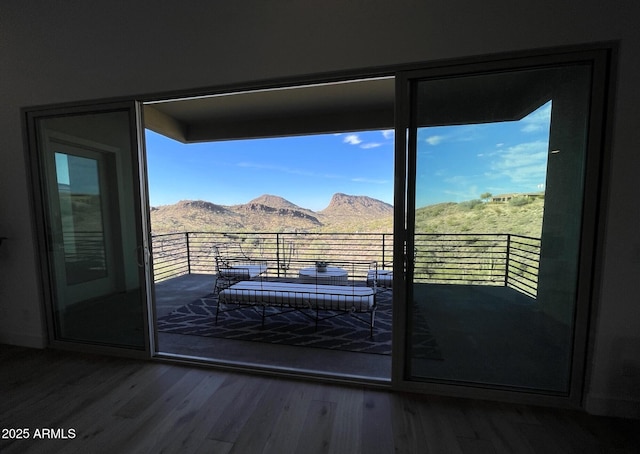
585,394,640,419
0,330,46,349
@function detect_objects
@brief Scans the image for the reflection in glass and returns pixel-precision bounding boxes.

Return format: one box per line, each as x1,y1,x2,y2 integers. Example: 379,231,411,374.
55,153,108,285
38,111,146,349
408,66,591,393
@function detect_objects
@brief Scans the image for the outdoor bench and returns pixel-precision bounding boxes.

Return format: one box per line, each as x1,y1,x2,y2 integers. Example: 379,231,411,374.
217,280,377,335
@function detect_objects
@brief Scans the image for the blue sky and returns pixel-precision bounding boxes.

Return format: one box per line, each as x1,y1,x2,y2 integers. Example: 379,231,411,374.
145,129,395,211
145,101,551,211
415,101,551,207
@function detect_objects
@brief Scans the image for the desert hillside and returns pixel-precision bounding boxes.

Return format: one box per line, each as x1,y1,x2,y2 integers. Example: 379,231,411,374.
150,193,544,238
414,197,545,238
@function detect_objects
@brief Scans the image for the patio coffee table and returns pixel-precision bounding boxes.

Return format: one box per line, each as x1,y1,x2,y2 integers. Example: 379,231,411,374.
298,266,348,285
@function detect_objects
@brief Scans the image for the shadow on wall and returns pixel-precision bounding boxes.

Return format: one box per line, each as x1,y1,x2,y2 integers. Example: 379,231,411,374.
609,336,640,401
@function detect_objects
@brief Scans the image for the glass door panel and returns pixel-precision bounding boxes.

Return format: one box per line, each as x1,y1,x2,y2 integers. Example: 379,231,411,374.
35,109,149,349
405,64,594,392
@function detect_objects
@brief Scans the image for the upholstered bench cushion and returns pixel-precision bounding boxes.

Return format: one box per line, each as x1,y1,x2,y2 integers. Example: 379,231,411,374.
219,280,375,312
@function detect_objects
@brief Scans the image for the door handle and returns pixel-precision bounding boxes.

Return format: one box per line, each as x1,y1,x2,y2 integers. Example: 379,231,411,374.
136,245,150,268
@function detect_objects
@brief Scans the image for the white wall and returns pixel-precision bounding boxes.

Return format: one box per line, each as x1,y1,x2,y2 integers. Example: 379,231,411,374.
1,0,638,418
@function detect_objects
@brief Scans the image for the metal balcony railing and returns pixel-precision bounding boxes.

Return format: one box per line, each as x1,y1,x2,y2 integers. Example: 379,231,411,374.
413,233,540,297
151,231,541,298
151,231,393,281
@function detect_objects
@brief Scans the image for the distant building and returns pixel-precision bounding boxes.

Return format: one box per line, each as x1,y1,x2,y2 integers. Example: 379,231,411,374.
491,192,544,203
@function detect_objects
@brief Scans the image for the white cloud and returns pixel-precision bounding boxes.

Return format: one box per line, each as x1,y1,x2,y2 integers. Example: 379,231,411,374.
520,101,552,134
343,134,362,145
521,124,542,133
382,130,394,140
442,185,480,202
352,177,389,184
444,175,471,185
237,161,312,176
489,140,549,185
361,142,382,149
426,135,445,146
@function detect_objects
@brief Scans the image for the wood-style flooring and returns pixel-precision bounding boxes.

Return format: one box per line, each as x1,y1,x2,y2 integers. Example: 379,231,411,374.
1,344,638,454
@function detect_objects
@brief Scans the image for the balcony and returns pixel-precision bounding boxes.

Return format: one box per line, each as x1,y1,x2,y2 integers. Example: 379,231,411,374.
152,231,567,389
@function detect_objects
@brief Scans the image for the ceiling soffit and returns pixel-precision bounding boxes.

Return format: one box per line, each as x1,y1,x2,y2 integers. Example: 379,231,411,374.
144,72,554,143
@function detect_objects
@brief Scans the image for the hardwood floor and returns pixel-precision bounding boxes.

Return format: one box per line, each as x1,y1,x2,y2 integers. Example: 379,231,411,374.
1,344,638,454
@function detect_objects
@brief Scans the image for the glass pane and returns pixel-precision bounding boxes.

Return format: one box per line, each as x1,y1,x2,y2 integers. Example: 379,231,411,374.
55,153,108,285
409,65,592,392
39,110,146,349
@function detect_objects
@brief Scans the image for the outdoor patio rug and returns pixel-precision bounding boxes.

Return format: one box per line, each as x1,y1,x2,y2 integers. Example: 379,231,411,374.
157,290,442,358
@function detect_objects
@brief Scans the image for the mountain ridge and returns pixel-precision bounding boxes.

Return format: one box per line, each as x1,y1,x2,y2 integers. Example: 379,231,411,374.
319,193,393,217
150,193,393,233
150,192,544,237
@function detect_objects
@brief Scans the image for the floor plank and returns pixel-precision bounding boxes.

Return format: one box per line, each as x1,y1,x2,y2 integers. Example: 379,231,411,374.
327,385,364,454
361,389,396,453
205,374,270,443
457,436,498,454
389,393,430,453
87,368,213,453
150,372,235,453
418,397,465,454
295,399,337,454
260,381,323,454
1,345,638,454
228,379,295,454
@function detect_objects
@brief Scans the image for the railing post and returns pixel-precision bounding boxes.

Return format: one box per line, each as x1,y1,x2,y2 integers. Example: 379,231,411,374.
186,232,192,275
504,234,511,287
382,234,386,269
276,233,281,277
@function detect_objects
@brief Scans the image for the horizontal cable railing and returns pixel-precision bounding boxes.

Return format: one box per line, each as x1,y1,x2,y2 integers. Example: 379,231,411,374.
506,235,541,298
151,232,191,281
414,233,508,285
151,232,393,282
151,231,540,297
61,230,106,266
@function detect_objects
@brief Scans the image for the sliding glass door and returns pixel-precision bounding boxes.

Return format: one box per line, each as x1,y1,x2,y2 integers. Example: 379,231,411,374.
25,48,610,400
394,50,610,398
28,104,152,351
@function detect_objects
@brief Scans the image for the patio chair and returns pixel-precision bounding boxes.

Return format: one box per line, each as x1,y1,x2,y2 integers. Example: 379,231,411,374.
367,261,393,291
213,244,267,293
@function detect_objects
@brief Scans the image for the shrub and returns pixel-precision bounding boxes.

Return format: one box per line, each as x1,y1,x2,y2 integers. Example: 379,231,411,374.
459,199,483,210
509,196,530,207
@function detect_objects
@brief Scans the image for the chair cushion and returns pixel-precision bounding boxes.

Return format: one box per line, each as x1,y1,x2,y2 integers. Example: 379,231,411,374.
219,264,267,278
367,270,393,287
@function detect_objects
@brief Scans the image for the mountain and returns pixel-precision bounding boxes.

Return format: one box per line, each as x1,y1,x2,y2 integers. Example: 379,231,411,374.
150,192,544,237
150,200,245,233
244,194,305,211
320,193,394,218
232,195,321,226
230,197,323,231
150,193,394,233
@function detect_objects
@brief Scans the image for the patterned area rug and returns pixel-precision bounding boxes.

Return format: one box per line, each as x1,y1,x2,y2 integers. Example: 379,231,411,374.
157,289,442,358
